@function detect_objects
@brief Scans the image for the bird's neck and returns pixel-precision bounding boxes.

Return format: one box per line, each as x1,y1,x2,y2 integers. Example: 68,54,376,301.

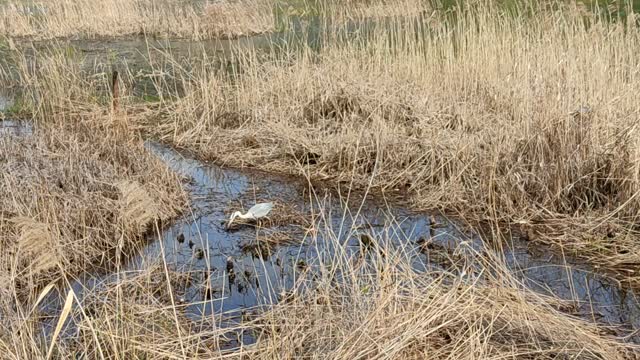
238,212,251,219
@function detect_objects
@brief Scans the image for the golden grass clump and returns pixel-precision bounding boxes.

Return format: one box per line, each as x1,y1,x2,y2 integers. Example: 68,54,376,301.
0,123,186,291
251,260,631,359
12,217,60,277
326,0,431,22
0,0,275,40
0,262,219,359
116,180,160,234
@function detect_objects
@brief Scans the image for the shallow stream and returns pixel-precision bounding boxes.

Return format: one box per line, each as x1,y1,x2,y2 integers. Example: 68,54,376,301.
144,143,640,342
47,139,640,345
2,89,640,345
3,4,640,345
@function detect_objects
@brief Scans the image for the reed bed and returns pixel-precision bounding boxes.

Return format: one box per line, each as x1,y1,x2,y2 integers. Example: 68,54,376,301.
0,120,187,293
0,0,274,40
2,0,639,282
321,0,431,23
132,1,640,276
1,0,640,358
1,217,636,359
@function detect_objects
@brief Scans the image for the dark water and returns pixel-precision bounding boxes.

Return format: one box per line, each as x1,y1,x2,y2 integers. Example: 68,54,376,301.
147,144,640,339
79,142,637,346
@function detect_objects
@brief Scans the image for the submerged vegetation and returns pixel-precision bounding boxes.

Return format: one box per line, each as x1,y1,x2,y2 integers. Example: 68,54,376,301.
1,0,640,358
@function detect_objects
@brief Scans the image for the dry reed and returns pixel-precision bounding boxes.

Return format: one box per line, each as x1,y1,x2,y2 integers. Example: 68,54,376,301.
0,0,274,40
1,1,640,358
0,122,186,293
325,0,430,22
1,216,636,358
133,1,640,276
3,0,639,280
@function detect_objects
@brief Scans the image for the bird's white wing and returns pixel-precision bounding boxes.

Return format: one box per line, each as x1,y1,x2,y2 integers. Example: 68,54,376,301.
248,202,274,218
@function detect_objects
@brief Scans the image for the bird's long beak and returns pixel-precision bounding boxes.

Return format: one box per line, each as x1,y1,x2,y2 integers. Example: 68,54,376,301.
225,217,235,230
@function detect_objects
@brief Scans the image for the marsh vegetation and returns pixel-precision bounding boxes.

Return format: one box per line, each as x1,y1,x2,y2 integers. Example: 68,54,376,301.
1,0,640,358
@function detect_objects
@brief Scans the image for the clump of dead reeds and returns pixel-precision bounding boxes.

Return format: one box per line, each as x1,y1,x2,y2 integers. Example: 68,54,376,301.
240,225,636,359
128,1,640,277
2,0,639,281
203,0,275,39
253,272,629,358
2,212,636,359
0,122,186,292
12,217,61,279
324,0,430,23
116,180,160,234
0,0,275,40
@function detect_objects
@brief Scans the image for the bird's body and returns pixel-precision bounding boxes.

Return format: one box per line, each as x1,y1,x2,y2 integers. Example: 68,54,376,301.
226,202,274,229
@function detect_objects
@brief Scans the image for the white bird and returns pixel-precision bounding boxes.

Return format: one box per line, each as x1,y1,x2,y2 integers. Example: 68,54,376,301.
226,202,274,229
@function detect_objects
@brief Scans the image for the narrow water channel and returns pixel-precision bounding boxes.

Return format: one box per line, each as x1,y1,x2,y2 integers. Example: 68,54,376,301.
2,90,640,348
144,143,640,341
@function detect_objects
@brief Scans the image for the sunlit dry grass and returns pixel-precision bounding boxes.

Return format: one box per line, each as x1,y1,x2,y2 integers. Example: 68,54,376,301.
3,0,639,280
1,0,640,358
1,217,636,358
203,0,275,39
0,121,186,295
0,0,274,40
324,0,431,22
133,1,640,274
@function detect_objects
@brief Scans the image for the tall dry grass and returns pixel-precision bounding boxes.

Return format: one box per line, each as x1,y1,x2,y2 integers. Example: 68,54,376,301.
0,0,274,40
0,216,636,358
0,42,194,357
1,1,640,358
3,0,639,277
322,0,431,22
0,121,187,292
129,1,640,273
